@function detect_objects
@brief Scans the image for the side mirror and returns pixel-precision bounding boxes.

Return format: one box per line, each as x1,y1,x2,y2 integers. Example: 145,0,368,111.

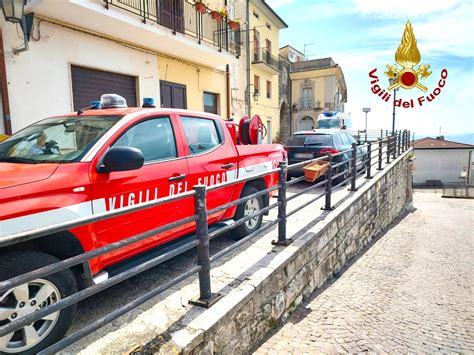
97,146,144,173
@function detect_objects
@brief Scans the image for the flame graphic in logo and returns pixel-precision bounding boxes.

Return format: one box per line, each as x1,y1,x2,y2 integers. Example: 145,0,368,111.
385,21,431,92
395,21,421,68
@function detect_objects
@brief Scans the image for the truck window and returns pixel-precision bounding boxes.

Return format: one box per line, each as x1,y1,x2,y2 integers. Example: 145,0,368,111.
180,116,222,155
113,117,177,163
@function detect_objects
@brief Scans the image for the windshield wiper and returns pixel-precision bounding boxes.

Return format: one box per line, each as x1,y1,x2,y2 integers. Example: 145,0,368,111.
0,157,39,164
304,143,323,146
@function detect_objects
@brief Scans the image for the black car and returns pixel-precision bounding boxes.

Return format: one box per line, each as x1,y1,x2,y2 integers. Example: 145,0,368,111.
285,129,367,183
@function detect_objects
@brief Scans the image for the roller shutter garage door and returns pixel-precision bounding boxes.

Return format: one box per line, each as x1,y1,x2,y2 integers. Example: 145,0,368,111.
71,66,137,110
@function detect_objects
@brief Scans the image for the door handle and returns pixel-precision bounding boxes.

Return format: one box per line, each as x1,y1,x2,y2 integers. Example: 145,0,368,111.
221,163,234,170
168,174,187,182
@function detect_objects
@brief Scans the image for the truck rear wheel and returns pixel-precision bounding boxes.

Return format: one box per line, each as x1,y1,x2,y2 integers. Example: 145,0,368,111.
0,252,77,355
231,185,264,240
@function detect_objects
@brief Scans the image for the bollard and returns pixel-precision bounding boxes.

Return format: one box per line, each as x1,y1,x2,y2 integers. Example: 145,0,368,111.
272,161,293,246
392,134,396,160
189,185,221,308
377,138,383,170
349,143,357,191
366,141,372,179
322,154,333,210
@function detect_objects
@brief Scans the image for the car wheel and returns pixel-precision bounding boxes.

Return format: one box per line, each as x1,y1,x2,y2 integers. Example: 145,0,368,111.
0,251,77,355
231,185,264,240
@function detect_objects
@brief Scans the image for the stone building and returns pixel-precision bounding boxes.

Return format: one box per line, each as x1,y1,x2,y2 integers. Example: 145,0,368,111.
278,46,347,136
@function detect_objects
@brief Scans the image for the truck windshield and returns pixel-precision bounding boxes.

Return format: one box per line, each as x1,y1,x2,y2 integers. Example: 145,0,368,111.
318,120,340,129
0,115,121,163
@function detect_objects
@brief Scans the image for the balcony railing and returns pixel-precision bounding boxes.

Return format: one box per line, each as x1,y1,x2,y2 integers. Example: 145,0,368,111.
252,48,280,73
299,98,314,110
103,0,241,57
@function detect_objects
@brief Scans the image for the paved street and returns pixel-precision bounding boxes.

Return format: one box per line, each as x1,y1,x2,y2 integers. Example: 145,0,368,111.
254,190,474,354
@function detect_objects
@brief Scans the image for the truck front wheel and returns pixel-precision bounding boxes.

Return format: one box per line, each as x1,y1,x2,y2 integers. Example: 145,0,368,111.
231,185,264,240
0,251,77,355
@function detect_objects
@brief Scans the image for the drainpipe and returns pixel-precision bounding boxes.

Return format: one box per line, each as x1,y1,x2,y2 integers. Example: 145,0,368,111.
0,29,12,135
226,64,230,119
245,0,250,117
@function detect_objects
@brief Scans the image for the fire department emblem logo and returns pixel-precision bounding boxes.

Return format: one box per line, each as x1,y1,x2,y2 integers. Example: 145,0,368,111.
385,21,431,92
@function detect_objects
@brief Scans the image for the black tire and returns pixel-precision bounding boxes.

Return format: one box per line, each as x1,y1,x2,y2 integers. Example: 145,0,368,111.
0,251,78,355
231,185,264,240
334,163,350,185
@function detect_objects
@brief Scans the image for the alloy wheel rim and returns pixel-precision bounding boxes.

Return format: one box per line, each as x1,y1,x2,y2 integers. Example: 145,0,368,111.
0,279,61,353
244,197,259,229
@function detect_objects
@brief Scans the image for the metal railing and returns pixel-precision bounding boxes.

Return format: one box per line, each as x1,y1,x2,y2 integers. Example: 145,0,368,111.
299,98,314,110
442,183,474,198
252,48,280,72
103,0,241,56
0,131,412,354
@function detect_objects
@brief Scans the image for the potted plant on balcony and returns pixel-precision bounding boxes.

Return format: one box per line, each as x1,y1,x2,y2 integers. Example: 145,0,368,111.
194,1,208,14
211,7,227,22
228,19,240,31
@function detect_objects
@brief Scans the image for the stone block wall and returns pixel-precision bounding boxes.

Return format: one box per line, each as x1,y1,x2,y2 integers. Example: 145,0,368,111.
199,155,410,353
142,151,413,354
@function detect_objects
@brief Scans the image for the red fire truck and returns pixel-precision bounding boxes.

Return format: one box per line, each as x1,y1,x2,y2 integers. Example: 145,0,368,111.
0,95,284,354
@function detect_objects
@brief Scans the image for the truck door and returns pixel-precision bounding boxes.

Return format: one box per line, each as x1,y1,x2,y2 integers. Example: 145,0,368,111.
90,116,192,268
178,115,238,224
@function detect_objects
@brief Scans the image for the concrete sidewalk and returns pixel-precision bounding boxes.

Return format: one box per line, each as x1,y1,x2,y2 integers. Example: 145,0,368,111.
254,191,474,353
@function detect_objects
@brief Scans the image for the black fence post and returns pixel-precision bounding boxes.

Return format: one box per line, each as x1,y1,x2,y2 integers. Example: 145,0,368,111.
392,134,396,160
398,130,402,156
272,162,293,246
380,128,383,140
366,141,372,179
386,137,391,164
349,143,357,191
189,185,221,308
377,138,383,170
322,154,333,210
403,130,407,151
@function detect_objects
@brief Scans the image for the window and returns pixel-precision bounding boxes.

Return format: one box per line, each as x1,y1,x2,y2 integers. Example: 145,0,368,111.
266,80,272,99
339,133,352,146
113,117,177,163
254,75,260,95
160,81,187,109
266,22,271,30
253,11,259,19
203,92,218,114
253,30,260,61
180,116,222,155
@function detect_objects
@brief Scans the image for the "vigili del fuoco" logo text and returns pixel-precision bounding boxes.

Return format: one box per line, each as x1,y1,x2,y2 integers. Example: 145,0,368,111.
368,21,448,108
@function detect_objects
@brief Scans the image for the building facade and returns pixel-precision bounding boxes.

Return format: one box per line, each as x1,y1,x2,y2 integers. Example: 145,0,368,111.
247,0,287,143
279,48,347,135
413,137,474,186
0,0,244,134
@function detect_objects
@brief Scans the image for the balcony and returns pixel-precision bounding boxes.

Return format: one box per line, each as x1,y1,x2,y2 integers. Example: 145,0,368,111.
299,98,314,111
105,0,241,57
252,48,280,74
26,0,241,67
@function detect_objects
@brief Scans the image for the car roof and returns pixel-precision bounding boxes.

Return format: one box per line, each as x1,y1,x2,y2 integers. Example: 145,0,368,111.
293,129,344,136
50,107,224,120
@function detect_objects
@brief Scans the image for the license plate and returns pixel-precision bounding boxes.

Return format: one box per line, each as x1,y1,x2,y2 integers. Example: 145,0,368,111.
294,153,313,159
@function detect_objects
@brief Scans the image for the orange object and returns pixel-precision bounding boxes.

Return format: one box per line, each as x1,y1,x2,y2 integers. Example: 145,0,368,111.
303,161,329,182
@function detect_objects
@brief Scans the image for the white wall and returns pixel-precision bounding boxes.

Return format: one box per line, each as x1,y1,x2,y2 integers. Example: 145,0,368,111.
1,19,160,133
413,149,474,184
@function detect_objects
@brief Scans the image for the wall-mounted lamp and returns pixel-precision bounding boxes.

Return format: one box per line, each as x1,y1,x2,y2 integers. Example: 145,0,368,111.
1,0,35,54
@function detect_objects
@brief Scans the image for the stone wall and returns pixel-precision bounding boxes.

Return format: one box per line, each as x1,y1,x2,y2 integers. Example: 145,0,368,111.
140,151,413,355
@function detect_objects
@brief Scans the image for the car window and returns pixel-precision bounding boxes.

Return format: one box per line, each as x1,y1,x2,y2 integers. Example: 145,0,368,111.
304,134,333,146
345,133,356,144
0,115,120,163
180,116,222,155
340,133,352,146
113,117,177,163
333,134,343,147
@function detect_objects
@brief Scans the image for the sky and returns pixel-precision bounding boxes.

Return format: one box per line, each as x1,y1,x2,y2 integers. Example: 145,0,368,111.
267,0,474,136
